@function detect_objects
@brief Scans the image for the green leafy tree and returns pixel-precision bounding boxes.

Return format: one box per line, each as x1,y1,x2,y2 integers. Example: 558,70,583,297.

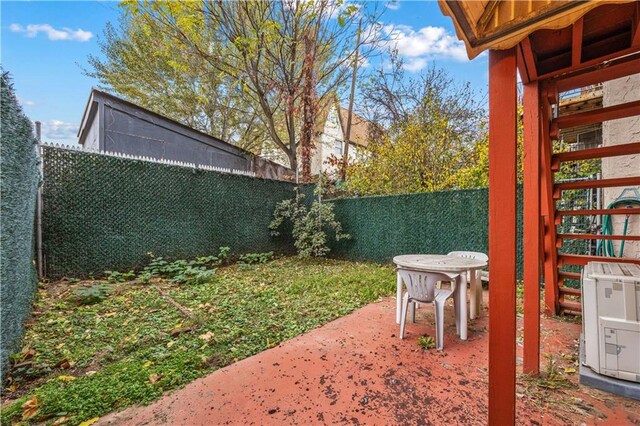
97,1,384,178
87,6,268,152
347,60,488,195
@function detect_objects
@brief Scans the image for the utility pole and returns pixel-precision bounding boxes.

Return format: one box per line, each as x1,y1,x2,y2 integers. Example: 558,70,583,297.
340,17,362,181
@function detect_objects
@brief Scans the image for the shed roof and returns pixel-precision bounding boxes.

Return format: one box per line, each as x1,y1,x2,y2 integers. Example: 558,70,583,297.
438,0,636,59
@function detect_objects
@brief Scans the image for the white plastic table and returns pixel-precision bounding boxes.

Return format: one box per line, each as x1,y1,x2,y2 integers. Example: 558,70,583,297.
393,254,488,341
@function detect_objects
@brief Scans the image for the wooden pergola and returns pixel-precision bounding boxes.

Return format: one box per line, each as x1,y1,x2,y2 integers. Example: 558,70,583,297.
438,1,640,424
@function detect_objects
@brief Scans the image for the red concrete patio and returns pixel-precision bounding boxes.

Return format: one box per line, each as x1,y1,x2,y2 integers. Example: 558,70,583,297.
99,294,640,425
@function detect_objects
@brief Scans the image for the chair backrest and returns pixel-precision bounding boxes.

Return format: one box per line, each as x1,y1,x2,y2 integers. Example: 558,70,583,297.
398,270,454,303
448,251,488,263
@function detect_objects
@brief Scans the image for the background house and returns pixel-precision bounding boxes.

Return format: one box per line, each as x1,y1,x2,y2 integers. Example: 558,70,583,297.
77,89,294,180
311,103,371,176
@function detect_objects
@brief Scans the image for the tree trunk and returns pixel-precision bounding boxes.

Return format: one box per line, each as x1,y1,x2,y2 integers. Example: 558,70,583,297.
300,30,318,183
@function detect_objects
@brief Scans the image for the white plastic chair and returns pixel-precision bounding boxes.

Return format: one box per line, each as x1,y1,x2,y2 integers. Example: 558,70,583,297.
447,251,488,319
398,269,457,351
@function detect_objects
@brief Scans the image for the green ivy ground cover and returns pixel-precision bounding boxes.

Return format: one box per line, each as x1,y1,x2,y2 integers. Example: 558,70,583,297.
0,258,394,425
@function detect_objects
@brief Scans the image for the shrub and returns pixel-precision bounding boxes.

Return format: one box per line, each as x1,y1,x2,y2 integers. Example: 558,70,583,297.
270,183,349,258
73,284,110,305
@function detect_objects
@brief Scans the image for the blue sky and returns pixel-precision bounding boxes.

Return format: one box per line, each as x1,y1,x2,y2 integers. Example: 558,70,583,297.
1,1,488,145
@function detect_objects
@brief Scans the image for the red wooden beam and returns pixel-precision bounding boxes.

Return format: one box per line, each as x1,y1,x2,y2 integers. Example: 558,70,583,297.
554,176,640,198
572,18,584,67
554,52,640,92
632,3,640,48
538,46,640,82
559,299,582,313
488,48,518,426
523,81,541,377
551,100,640,136
558,253,640,266
552,142,640,169
555,208,640,224
517,46,531,85
518,37,538,84
559,286,581,297
557,208,640,216
558,233,640,241
540,84,559,315
558,271,581,280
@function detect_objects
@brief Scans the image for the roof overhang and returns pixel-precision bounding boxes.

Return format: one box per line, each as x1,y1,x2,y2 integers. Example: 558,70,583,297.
439,0,637,60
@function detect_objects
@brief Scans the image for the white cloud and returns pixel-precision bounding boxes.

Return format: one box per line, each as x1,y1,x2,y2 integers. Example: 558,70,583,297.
382,24,467,62
10,23,93,42
41,120,78,141
403,57,428,73
371,23,470,71
386,1,400,11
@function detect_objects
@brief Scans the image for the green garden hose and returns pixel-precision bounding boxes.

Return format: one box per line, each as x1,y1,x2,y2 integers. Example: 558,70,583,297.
596,188,640,257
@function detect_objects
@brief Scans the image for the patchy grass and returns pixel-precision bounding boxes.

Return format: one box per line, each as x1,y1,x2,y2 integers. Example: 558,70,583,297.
1,257,394,425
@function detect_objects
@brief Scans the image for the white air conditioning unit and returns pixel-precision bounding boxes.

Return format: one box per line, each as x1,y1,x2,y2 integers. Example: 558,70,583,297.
582,261,640,383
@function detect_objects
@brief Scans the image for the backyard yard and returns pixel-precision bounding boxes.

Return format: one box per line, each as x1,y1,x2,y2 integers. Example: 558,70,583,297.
0,257,394,425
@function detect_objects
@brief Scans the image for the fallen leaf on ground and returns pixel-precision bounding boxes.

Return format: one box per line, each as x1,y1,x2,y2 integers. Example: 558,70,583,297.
21,396,40,420
58,375,76,382
52,415,70,425
21,396,38,409
170,326,194,337
142,361,153,368
78,417,99,426
564,367,576,374
22,348,36,360
198,331,214,341
56,358,71,369
148,373,163,383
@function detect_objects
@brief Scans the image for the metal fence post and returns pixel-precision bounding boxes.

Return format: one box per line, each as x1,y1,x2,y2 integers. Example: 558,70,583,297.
35,122,44,279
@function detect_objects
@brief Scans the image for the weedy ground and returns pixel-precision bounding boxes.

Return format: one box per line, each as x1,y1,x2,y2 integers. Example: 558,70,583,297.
1,257,394,426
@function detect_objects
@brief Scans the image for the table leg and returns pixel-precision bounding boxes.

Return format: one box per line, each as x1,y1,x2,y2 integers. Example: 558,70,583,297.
459,273,468,340
396,272,402,324
469,271,476,320
474,270,482,318
453,276,460,336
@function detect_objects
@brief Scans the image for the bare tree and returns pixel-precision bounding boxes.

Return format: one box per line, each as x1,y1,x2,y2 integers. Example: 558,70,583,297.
123,1,385,179
359,51,486,142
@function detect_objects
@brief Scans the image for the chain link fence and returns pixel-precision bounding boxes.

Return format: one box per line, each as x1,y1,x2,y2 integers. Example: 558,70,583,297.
41,148,534,281
328,187,525,278
41,145,298,278
556,177,601,288
1,73,40,380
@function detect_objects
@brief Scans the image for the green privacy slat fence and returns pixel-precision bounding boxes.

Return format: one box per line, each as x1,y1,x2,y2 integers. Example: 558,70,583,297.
41,145,298,278
1,74,40,380
328,187,524,278
41,144,525,279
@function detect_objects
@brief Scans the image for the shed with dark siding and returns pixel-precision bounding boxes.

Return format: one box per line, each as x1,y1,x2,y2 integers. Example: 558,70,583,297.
77,89,293,180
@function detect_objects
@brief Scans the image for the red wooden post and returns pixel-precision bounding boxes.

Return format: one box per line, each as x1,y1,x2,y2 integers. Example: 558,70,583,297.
540,84,559,315
488,48,518,425
523,81,541,376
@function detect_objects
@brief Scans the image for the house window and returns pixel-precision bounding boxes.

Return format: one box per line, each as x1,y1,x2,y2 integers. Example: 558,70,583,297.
334,139,343,156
